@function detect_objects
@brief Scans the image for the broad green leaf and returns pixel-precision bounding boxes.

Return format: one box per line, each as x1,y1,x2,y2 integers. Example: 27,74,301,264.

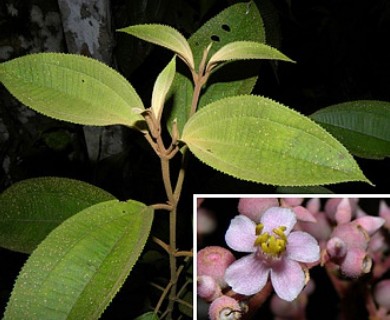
118,24,194,70
0,177,115,254
208,41,293,66
181,95,370,186
134,312,159,320
0,53,144,127
167,1,266,133
311,100,390,159
151,57,176,120
4,199,154,320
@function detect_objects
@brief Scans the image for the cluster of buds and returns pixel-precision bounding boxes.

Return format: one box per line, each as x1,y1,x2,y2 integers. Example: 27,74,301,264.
197,198,389,320
321,198,385,277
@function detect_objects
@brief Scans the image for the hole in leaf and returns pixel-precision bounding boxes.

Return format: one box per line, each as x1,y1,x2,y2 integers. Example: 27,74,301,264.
211,35,220,42
221,24,231,32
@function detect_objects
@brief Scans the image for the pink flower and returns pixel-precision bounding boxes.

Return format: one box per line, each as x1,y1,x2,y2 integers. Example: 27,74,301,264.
224,207,320,301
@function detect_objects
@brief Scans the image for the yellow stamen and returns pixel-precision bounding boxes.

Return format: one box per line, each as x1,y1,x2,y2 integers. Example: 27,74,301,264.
255,223,264,235
253,225,288,256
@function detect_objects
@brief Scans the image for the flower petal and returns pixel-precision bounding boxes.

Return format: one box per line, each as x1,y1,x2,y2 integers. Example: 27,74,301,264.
225,253,270,295
225,215,257,252
286,231,320,263
261,207,296,234
270,259,305,301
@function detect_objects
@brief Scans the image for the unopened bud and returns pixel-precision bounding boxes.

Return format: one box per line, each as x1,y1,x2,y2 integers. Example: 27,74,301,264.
198,275,222,302
340,248,372,278
197,246,235,288
374,279,390,311
209,295,242,320
238,198,278,221
326,237,347,259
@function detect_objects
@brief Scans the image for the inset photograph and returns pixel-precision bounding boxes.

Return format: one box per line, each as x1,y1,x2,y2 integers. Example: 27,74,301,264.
196,196,390,320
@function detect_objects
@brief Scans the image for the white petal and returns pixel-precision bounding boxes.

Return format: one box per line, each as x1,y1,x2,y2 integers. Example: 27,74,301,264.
225,215,257,252
261,207,296,234
271,259,305,301
225,254,270,295
286,231,320,263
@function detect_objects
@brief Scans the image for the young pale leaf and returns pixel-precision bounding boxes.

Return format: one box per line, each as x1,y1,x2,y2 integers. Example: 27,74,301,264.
0,53,144,127
4,199,154,320
181,95,370,186
0,177,115,254
208,41,294,67
151,57,176,120
167,2,265,133
118,24,194,70
311,100,390,159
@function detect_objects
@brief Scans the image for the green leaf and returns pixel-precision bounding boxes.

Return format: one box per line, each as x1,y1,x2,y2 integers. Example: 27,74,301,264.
0,53,144,127
4,199,154,320
118,24,194,70
151,57,176,120
134,312,159,320
189,2,266,69
276,186,334,194
166,1,266,133
310,100,390,159
0,177,115,254
208,41,294,66
181,95,370,186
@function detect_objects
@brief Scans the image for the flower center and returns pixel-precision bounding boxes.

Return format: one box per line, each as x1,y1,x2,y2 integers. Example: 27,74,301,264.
254,223,287,256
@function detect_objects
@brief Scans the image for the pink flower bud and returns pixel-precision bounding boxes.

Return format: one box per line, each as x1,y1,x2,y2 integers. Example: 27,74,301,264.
270,294,301,317
198,246,236,288
197,198,205,208
198,275,222,302
326,237,347,259
353,216,385,236
306,198,321,214
331,223,368,251
197,207,217,235
340,248,372,278
238,198,278,221
292,206,317,222
335,198,352,224
209,295,242,320
374,279,390,311
299,211,332,241
325,198,358,222
281,198,304,207
379,200,390,230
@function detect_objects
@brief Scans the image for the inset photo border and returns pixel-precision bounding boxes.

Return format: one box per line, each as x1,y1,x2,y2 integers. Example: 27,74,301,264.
194,195,390,320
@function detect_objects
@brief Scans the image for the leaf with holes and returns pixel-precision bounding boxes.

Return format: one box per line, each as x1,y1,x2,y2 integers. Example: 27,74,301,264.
0,177,115,254
181,95,370,186
118,24,194,70
311,100,390,159
166,2,266,134
4,199,154,320
0,53,144,127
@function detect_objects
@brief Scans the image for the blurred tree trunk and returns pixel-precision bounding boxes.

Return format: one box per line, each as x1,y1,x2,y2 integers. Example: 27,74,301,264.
58,0,125,164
